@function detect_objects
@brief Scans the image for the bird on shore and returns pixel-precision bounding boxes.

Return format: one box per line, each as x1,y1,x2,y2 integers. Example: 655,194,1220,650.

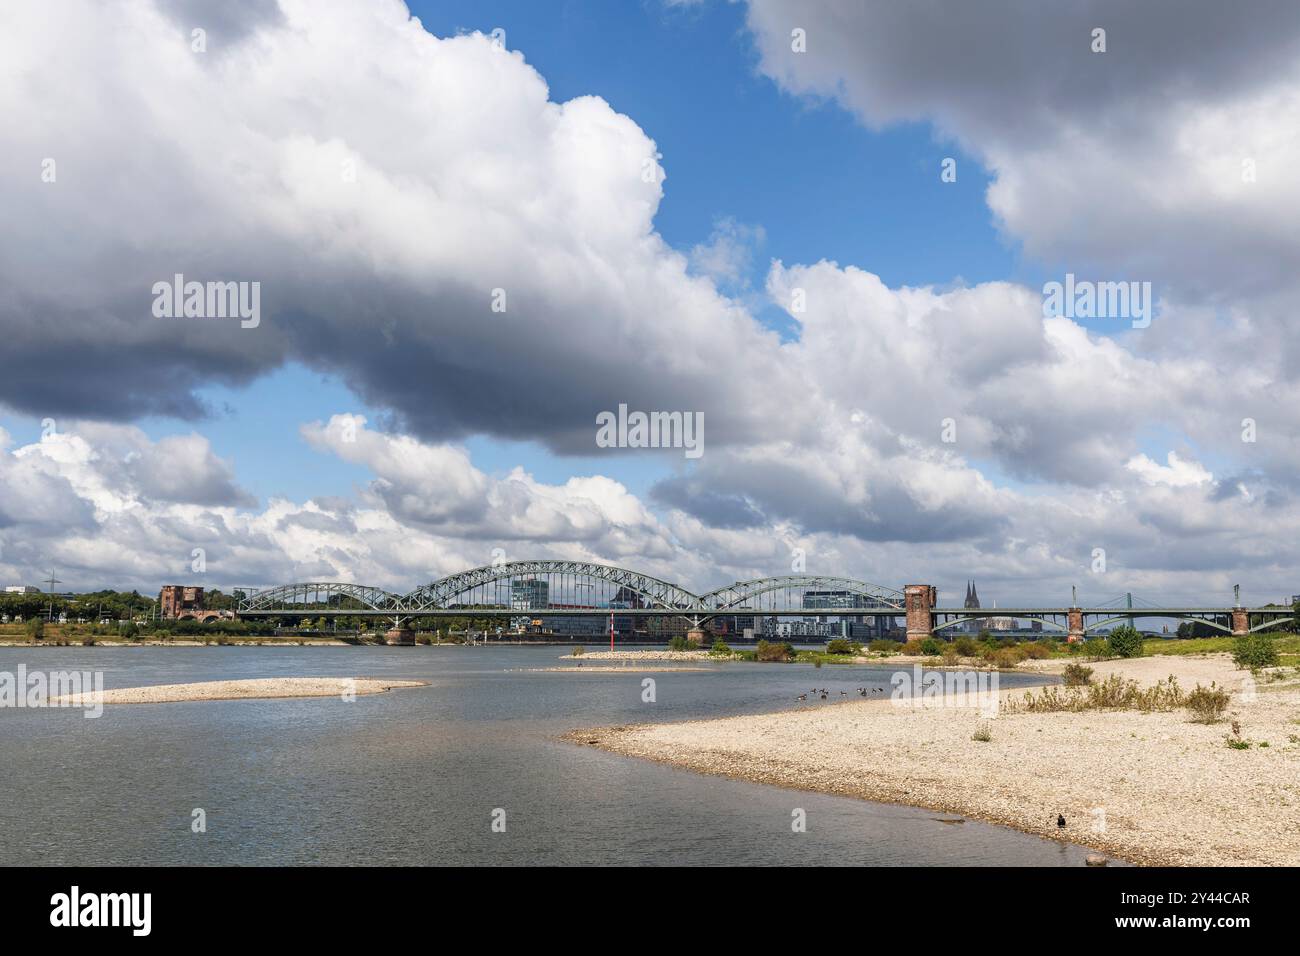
840,690,847,696
796,694,807,701
1057,814,1067,828
820,692,828,700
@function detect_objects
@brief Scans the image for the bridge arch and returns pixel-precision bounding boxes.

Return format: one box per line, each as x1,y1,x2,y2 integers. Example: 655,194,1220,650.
933,615,1068,633
401,560,704,613
237,582,404,613
698,575,904,611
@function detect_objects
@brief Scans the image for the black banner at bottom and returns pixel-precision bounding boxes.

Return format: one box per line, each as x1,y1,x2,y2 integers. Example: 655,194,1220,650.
2,865,1282,941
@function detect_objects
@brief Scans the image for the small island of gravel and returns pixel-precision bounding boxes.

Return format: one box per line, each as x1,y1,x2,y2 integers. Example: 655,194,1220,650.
50,677,426,705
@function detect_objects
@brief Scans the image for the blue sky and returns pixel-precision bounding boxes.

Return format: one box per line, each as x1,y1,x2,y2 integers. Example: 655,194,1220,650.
6,0,1299,604
2,0,1016,505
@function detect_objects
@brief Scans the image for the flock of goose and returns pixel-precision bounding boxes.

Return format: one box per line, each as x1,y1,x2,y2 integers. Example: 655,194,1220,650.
795,686,884,701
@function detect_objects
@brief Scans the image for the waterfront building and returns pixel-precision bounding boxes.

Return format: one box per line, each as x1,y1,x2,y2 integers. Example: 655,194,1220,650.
159,585,204,619
510,578,549,610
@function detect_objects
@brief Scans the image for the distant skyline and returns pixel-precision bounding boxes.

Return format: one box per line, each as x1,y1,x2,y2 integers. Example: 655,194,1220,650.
3,1,1300,607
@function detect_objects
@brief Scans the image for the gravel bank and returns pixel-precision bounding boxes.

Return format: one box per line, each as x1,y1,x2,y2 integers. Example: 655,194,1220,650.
50,677,426,705
561,650,714,662
574,654,1300,866
533,665,711,673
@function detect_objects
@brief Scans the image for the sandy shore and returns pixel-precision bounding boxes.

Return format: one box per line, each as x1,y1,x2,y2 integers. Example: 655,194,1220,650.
562,649,715,662
0,639,353,647
574,653,1300,866
50,677,426,705
533,665,711,673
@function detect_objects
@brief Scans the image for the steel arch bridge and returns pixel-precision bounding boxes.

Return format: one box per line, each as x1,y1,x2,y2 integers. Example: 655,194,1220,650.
700,575,904,612
402,560,702,613
235,562,910,621
237,582,405,614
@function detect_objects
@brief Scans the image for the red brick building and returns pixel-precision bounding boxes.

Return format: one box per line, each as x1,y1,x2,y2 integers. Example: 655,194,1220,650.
159,585,204,619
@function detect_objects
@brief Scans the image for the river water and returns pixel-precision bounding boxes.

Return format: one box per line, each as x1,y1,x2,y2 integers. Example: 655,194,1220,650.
0,646,1105,866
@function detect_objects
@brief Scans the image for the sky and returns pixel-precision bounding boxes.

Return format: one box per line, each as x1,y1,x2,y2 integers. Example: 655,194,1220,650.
2,0,1300,608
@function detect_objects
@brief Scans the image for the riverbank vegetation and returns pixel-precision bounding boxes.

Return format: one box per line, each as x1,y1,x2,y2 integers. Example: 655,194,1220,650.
1003,673,1232,721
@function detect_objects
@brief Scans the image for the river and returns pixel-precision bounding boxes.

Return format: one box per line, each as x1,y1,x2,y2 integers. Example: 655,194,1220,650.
0,645,1105,865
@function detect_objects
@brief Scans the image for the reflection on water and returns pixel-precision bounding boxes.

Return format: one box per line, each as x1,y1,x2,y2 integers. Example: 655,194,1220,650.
0,646,1107,866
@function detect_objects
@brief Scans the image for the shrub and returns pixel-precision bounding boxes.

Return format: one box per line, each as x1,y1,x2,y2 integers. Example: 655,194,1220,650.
901,639,926,656
869,639,903,655
709,640,732,656
26,618,45,642
1232,633,1279,671
919,637,944,656
977,629,994,643
1019,641,1051,660
825,638,855,655
1081,638,1112,661
667,635,690,652
1061,662,1094,687
972,723,993,742
755,640,795,662
951,636,979,657
571,645,585,656
1107,625,1144,659
992,646,1024,669
1185,682,1230,723
1006,673,1184,714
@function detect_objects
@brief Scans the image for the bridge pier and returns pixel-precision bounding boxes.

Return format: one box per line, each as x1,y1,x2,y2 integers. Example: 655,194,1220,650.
384,625,415,646
686,627,710,647
905,585,936,640
1067,607,1085,643
1231,607,1249,637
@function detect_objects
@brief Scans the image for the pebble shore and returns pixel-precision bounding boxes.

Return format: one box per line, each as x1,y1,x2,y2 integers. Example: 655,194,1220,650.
573,653,1300,866
50,677,426,705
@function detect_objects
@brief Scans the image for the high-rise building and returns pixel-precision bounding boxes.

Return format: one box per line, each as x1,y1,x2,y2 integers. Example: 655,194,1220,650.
510,578,549,610
802,589,892,639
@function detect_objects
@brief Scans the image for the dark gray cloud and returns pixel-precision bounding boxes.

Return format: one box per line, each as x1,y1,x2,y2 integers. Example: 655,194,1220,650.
155,0,285,48
650,476,765,529
746,0,1300,143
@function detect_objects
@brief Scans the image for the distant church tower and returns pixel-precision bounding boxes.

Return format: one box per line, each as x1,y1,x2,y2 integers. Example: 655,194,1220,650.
964,581,981,632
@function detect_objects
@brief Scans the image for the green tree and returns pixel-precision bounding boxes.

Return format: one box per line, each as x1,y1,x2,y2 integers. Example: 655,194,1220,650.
1107,624,1144,658
1233,633,1279,670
